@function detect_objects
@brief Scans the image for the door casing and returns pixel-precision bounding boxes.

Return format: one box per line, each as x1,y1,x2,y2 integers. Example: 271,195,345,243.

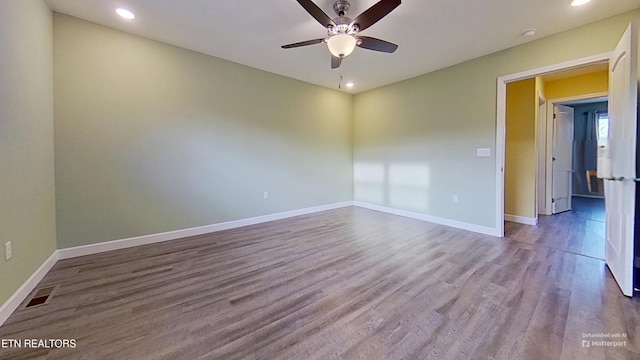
496,53,611,237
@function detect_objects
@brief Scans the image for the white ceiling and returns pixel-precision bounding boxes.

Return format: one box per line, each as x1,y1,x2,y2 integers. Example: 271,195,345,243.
46,0,640,93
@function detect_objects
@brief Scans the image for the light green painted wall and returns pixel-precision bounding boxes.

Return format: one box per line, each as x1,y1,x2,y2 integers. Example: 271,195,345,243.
353,8,640,228
0,0,56,304
53,14,353,248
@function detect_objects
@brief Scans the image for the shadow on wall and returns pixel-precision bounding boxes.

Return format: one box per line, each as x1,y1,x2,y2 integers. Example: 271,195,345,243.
354,162,430,212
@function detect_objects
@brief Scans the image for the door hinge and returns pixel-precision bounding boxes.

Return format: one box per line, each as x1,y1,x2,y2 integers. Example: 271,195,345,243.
553,113,557,119
551,198,555,203
635,256,640,269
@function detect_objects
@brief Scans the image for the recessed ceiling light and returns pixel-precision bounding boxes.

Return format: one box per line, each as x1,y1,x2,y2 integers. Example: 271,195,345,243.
521,29,537,37
116,8,135,20
345,82,355,88
571,0,591,6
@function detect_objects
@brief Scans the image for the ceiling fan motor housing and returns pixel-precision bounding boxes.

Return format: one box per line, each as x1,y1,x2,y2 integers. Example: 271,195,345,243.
328,16,357,36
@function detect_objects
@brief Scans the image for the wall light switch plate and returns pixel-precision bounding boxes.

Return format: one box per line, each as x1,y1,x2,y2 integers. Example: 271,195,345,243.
476,148,491,157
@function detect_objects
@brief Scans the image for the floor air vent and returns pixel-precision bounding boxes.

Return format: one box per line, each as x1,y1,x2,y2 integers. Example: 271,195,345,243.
23,285,58,309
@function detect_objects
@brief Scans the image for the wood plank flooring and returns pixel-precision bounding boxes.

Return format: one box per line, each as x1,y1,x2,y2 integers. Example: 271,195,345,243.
505,196,606,260
1,206,638,359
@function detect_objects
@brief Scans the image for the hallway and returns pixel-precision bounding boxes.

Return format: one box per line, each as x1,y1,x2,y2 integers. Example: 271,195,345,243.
505,196,605,259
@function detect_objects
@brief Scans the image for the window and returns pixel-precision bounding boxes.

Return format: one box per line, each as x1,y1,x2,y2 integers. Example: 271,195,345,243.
597,112,609,146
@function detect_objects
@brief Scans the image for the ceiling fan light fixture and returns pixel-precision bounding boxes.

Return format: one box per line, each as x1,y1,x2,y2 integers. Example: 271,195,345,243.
326,34,357,58
281,0,400,68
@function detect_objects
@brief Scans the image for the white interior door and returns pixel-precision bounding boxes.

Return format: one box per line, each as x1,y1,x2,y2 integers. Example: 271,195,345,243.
552,104,574,214
604,23,638,297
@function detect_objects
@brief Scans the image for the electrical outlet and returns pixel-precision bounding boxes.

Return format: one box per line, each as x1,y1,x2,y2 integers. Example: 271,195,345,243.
4,241,11,261
452,195,459,204
263,191,269,200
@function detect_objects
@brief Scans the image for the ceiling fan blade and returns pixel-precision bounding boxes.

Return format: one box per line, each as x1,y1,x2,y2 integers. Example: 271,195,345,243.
357,36,398,53
281,38,325,49
331,55,342,69
296,0,335,27
351,0,401,32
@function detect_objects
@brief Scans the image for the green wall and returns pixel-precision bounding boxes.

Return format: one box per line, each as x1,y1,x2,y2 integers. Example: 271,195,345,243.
4,2,640,312
0,0,57,305
353,8,640,228
53,14,354,248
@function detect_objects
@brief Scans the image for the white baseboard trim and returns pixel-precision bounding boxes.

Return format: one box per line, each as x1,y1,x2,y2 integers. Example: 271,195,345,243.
6,200,501,327
0,251,59,327
572,194,605,199
57,201,354,260
353,201,501,237
505,214,538,225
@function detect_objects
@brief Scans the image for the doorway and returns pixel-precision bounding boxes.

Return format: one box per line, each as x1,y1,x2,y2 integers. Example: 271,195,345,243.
495,53,611,235
553,97,609,211
506,92,609,259
501,62,609,224
546,96,609,211
497,24,638,296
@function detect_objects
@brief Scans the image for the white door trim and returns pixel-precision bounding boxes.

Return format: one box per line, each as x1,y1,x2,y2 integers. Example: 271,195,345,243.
495,52,611,237
537,95,548,215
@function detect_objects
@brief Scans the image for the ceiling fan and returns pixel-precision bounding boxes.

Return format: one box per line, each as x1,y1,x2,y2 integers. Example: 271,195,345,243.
282,0,401,69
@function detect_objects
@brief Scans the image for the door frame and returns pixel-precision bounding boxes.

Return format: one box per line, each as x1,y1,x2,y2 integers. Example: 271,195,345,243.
543,93,609,216
495,52,611,237
537,95,547,215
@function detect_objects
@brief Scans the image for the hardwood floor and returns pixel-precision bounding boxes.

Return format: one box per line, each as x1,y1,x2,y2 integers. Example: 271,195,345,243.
1,206,638,359
505,196,606,260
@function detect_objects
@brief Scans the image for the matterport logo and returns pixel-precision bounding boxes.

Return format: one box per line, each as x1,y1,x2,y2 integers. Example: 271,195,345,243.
581,332,627,348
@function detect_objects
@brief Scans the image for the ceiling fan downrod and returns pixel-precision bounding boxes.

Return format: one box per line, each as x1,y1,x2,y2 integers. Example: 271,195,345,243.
333,0,350,17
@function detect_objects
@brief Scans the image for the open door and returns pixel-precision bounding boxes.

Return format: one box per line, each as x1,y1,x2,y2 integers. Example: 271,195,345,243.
552,104,574,214
603,23,638,296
